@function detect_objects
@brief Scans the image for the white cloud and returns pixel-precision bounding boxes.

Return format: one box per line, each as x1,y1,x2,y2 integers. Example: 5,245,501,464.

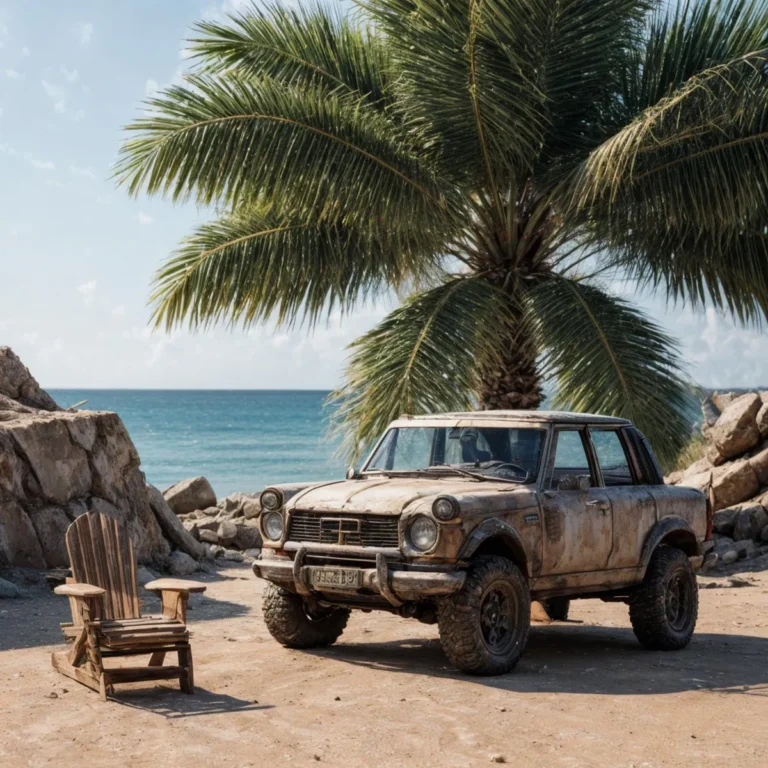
22,46,30,57
70,163,96,179
77,22,93,45
144,78,160,97
0,142,17,156
6,69,19,79
29,158,55,171
42,80,67,113
60,67,79,83
77,280,97,306
138,212,153,225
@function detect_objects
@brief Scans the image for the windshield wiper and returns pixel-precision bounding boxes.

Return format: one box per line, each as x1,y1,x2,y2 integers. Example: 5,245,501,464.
426,464,522,484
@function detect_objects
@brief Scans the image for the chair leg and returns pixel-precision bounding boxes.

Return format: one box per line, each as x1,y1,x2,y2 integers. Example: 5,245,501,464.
178,646,194,694
148,651,166,667
99,674,108,702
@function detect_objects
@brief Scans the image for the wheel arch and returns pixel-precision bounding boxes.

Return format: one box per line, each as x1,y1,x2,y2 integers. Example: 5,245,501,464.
640,516,699,574
458,518,531,578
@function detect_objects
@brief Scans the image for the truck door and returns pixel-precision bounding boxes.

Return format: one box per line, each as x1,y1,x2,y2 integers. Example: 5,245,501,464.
588,427,657,570
539,427,613,574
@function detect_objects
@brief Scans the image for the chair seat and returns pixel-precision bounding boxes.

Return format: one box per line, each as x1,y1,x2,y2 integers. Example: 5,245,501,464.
96,617,189,648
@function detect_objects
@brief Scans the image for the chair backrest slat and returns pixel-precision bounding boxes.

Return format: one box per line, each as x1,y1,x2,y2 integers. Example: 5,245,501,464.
65,512,140,620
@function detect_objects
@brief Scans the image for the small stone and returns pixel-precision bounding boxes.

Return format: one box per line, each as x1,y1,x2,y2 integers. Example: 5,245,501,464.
490,756,506,764
222,549,244,562
210,545,226,559
168,550,198,576
198,529,218,544
217,520,238,546
720,550,739,565
334,696,341,701
0,576,20,598
45,692,58,699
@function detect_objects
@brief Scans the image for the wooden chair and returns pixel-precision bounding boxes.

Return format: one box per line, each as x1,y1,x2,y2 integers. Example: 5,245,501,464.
52,511,206,701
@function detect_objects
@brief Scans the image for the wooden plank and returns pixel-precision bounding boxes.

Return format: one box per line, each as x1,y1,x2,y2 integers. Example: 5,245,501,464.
127,535,139,617
102,515,125,619
100,644,187,657
89,513,114,619
54,583,106,598
104,666,183,683
144,579,207,593
51,652,101,693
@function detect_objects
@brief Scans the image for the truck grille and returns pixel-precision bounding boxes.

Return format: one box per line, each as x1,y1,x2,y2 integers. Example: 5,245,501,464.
288,511,399,548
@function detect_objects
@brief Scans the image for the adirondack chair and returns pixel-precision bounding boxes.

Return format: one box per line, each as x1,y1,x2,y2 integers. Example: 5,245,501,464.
51,511,206,701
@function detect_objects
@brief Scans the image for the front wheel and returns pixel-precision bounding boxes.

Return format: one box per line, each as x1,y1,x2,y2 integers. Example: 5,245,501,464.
629,547,698,651
262,583,350,648
437,556,530,675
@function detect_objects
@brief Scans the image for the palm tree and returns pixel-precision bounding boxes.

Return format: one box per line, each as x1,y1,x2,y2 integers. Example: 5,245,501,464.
117,0,768,466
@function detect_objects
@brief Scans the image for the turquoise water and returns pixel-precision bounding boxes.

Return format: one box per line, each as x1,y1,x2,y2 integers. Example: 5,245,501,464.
48,390,343,498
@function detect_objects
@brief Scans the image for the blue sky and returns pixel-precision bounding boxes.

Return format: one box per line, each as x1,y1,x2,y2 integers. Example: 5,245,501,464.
0,0,765,391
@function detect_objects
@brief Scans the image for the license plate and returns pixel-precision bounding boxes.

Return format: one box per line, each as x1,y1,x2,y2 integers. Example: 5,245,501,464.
310,567,362,590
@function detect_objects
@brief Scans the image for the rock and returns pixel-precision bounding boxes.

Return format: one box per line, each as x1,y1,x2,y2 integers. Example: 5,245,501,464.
0,347,58,411
705,443,726,466
146,484,206,560
664,471,683,485
720,550,739,565
243,548,262,560
199,529,218,544
210,544,226,559
217,520,238,547
136,566,157,586
756,401,768,438
234,524,262,551
219,492,261,520
0,499,46,568
163,477,216,516
677,470,713,494
182,520,200,541
168,550,198,576
712,508,740,537
709,393,762,460
28,505,71,567
712,461,760,511
761,524,768,543
222,549,244,562
712,392,738,412
748,445,768,486
0,576,20,598
724,503,768,542
683,457,713,478
735,539,761,560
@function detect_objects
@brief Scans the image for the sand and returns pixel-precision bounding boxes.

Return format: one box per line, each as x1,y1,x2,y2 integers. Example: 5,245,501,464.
2,564,768,767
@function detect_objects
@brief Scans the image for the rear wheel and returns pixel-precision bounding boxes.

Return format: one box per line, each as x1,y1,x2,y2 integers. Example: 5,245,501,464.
437,555,530,675
541,597,570,621
629,547,698,651
262,583,349,648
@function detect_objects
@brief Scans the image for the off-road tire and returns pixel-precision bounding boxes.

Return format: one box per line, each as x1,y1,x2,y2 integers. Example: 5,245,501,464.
629,546,698,651
542,597,570,621
437,555,530,675
262,583,349,648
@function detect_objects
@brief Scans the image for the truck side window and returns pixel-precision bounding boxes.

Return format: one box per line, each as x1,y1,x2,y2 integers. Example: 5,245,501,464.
549,430,592,490
591,429,634,486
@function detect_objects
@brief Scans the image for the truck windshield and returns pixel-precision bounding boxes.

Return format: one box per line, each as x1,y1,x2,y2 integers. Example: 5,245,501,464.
365,426,545,483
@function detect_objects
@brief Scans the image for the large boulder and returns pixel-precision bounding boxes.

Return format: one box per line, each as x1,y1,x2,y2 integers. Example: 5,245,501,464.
146,484,206,560
733,504,768,542
163,477,216,516
0,348,174,567
712,460,760,511
709,393,762,460
748,445,768,486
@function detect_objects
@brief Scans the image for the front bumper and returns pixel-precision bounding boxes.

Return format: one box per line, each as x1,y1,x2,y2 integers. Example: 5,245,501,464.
253,549,466,607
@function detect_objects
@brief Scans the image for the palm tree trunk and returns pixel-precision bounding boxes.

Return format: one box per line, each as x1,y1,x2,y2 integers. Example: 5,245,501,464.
477,334,543,411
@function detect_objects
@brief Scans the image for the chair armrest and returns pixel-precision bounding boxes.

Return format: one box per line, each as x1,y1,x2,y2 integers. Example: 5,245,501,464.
54,583,106,599
144,578,207,594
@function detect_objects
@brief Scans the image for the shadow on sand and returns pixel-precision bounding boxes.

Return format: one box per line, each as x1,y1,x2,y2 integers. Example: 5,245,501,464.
305,622,768,697
115,686,272,718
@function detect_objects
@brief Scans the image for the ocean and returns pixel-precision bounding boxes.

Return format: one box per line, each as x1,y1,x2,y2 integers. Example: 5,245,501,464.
47,390,344,498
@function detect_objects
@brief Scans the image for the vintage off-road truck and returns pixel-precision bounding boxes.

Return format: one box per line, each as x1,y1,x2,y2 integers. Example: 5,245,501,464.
253,411,714,675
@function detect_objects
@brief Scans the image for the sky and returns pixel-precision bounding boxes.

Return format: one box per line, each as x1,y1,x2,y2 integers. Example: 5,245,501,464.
0,0,765,391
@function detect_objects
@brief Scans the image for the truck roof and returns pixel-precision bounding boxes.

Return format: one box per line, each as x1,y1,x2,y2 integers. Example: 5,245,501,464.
402,410,632,426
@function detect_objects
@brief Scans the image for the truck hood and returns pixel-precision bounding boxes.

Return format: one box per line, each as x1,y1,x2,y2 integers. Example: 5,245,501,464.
285,476,533,515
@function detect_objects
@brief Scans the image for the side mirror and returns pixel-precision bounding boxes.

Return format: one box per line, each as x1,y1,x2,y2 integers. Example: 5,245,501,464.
346,467,359,480
557,475,591,492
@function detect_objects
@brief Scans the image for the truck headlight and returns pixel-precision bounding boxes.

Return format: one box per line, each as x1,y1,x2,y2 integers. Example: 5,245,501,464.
433,496,458,521
410,516,438,551
263,511,284,541
260,489,282,511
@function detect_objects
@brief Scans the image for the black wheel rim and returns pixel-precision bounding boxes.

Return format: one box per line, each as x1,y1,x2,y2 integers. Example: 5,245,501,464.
665,569,691,632
480,581,518,655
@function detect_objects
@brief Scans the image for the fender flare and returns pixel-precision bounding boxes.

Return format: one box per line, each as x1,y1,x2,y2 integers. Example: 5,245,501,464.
458,518,532,577
640,516,698,571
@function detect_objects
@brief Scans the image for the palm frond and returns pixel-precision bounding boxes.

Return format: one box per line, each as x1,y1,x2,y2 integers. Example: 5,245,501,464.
330,277,512,461
570,49,768,231
115,74,452,231
527,277,692,466
621,0,768,117
150,206,444,331
190,2,391,107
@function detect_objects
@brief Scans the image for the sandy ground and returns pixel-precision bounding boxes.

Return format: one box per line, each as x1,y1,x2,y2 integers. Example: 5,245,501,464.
2,565,768,768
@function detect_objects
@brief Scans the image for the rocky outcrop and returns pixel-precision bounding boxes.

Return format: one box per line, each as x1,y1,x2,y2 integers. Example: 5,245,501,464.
163,476,216,516
670,390,768,572
0,348,206,573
